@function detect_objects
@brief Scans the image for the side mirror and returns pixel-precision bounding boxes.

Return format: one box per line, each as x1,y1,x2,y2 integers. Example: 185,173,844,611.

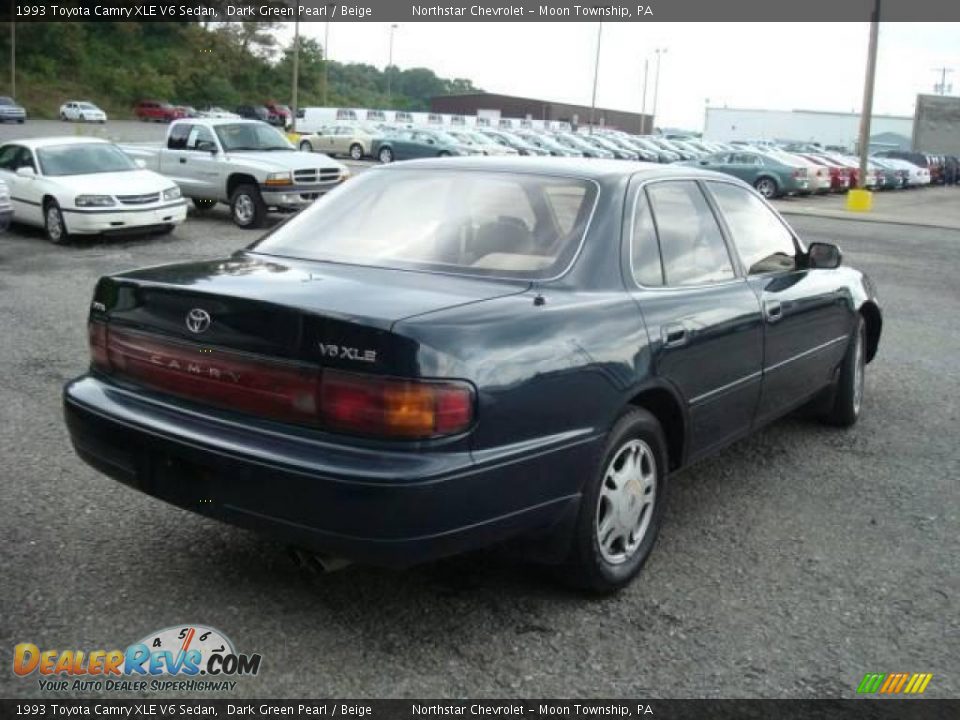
134,159,147,169
196,140,217,154
15,166,35,177
807,242,842,269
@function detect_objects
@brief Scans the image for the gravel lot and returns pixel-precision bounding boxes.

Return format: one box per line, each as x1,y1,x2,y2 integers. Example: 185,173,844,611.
0,135,957,699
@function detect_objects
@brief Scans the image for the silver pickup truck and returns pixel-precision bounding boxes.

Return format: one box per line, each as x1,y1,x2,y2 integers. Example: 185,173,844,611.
121,118,348,228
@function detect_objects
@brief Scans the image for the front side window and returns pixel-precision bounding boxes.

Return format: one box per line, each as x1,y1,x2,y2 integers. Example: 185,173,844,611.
646,181,735,286
37,144,135,176
252,170,597,280
707,182,798,275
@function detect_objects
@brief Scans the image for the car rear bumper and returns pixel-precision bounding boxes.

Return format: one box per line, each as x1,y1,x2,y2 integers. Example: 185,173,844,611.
63,202,188,234
63,375,594,567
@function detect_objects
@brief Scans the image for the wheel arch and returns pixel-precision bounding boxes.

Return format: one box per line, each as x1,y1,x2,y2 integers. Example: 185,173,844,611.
226,173,259,198
626,384,687,472
859,300,882,364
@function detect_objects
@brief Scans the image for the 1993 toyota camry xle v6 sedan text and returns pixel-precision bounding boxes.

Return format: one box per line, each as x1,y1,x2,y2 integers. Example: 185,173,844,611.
63,158,882,592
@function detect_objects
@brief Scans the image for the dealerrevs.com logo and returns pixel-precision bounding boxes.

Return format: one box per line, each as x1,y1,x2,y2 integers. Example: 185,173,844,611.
13,624,262,693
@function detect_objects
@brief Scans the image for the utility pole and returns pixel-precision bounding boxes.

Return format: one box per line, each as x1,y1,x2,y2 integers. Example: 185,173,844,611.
322,21,330,107
291,19,299,133
857,0,881,188
932,67,954,95
589,22,602,133
651,47,667,131
10,21,15,98
641,58,649,133
387,24,398,107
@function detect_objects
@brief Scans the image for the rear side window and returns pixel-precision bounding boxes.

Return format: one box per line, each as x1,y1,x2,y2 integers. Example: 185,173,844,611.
630,190,663,287
253,170,598,280
168,124,191,150
646,181,735,286
707,182,798,275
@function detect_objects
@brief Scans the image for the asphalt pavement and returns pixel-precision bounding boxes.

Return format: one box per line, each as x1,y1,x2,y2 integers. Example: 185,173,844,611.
0,125,957,699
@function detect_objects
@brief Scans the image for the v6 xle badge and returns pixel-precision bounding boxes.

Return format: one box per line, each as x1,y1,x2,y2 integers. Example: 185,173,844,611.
318,343,377,363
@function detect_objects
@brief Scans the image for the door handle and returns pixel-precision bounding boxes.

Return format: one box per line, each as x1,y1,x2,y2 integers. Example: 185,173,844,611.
764,299,783,322
661,323,688,348
179,157,187,164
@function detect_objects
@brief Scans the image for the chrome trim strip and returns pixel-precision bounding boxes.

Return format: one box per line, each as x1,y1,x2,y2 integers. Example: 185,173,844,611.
765,335,848,373
690,371,762,405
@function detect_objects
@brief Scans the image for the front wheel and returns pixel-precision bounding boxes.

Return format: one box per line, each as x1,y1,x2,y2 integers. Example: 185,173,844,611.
44,200,69,244
299,140,313,152
754,176,779,198
378,146,394,164
60,113,68,121
230,184,267,229
349,143,364,161
821,316,866,427
561,408,668,593
438,150,452,157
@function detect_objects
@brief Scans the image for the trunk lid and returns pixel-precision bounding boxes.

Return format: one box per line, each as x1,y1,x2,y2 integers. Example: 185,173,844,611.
94,252,528,377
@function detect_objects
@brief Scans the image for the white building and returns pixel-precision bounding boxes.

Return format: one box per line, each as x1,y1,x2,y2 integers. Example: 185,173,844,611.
704,107,913,150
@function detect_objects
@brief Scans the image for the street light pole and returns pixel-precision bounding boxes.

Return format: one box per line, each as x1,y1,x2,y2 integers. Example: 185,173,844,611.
641,58,649,133
651,47,667,131
857,0,881,188
10,21,15,98
387,24,398,107
589,22,602,133
322,21,330,107
291,19,299,133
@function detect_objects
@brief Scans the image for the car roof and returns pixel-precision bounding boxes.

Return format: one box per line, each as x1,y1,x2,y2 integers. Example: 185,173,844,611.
8,136,109,149
376,156,734,183
170,118,265,127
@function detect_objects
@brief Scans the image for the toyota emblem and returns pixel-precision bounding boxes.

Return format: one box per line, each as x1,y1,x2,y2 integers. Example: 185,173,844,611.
185,308,211,334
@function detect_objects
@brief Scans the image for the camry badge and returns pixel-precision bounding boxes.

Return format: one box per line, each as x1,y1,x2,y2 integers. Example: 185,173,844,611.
185,308,212,334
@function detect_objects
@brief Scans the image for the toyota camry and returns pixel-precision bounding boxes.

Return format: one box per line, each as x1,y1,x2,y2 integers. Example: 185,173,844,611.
63,158,882,592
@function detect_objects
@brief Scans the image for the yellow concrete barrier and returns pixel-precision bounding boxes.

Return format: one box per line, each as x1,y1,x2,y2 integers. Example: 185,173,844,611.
846,189,873,212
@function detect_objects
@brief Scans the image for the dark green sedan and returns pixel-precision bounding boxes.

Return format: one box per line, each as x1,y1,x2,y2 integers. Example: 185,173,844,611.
371,128,482,164
679,151,809,198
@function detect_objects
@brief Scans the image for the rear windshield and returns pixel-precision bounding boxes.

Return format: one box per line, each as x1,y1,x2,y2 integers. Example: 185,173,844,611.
37,144,136,176
253,169,598,279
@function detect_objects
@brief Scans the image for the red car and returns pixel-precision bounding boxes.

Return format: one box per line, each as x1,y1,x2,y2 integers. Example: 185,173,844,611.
134,100,187,123
264,102,291,128
800,154,851,193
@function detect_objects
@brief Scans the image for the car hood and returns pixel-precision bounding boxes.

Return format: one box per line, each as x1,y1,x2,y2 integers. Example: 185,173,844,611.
224,150,345,172
47,169,176,195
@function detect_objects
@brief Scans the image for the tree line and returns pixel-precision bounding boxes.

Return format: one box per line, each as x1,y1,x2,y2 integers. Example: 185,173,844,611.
0,22,482,117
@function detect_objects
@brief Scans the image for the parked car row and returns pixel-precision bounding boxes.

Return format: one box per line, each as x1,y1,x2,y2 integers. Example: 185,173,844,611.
0,118,347,239
134,101,290,127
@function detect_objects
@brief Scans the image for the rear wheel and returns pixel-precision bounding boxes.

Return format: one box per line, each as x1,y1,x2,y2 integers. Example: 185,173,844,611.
299,140,313,152
821,316,866,427
438,150,452,157
44,200,68,244
561,408,667,593
349,143,364,161
230,184,267,229
754,176,779,198
60,113,68,121
378,146,394,164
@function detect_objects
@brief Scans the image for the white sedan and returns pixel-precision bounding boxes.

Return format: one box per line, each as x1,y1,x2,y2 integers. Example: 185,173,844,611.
59,101,107,123
0,137,188,243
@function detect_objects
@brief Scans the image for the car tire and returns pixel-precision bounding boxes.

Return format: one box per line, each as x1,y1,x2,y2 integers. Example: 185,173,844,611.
300,140,313,152
79,114,85,122
230,184,267,229
438,151,452,157
754,176,779,198
561,407,668,594
192,198,218,212
821,315,866,428
154,224,176,235
349,143,364,161
17,119,24,124
60,113,67,121
378,146,394,164
43,200,69,244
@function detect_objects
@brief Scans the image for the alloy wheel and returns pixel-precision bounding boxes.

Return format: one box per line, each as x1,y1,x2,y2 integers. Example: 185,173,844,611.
596,439,657,565
46,206,64,242
234,194,255,226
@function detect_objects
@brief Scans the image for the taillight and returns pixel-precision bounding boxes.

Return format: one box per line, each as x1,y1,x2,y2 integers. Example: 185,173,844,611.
88,320,109,371
322,370,473,439
88,325,474,439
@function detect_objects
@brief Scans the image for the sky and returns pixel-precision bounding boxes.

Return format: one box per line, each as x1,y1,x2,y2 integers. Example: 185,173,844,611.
278,22,959,130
